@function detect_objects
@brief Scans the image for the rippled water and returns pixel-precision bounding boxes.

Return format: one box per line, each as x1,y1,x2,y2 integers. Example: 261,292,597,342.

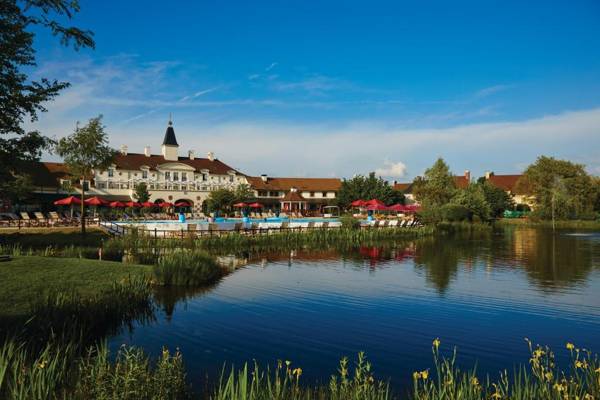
110,227,600,393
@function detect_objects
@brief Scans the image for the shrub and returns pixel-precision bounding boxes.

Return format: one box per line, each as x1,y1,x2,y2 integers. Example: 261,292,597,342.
154,250,223,286
440,204,470,222
339,215,361,230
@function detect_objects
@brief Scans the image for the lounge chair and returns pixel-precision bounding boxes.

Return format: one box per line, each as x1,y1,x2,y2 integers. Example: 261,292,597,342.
389,219,399,227
380,220,389,228
306,221,315,231
19,212,34,226
281,221,289,231
208,223,219,235
34,212,48,226
233,222,243,232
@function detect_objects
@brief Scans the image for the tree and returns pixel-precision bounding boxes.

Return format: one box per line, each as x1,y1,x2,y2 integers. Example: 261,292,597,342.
55,116,117,234
1,173,33,205
0,0,94,193
412,158,456,207
133,182,150,203
451,183,492,222
233,184,254,204
337,172,404,208
518,156,595,219
478,180,515,218
206,189,236,214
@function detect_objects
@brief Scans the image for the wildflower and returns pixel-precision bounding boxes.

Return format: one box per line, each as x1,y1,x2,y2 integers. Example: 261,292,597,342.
595,367,600,374
420,370,429,380
491,392,502,399
285,360,291,367
470,377,479,386
37,360,47,369
545,371,554,381
566,342,575,350
553,383,565,392
413,371,420,380
433,338,441,350
293,368,302,377
575,361,584,369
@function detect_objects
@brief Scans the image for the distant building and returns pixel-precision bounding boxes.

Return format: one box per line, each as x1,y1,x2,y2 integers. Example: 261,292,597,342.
483,172,534,207
393,170,472,204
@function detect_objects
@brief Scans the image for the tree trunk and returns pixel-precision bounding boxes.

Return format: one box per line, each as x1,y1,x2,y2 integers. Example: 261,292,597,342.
81,178,86,235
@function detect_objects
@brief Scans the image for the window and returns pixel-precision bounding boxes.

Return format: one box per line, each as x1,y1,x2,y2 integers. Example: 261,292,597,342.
202,174,207,181
142,170,148,179
165,171,171,180
229,175,234,182
259,191,268,197
108,168,114,177
182,173,187,182
173,172,179,181
269,191,279,197
310,191,315,197
321,192,326,197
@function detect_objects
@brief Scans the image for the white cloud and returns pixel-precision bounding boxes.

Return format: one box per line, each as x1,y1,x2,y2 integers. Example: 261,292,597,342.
265,62,278,72
375,161,407,178
474,84,514,99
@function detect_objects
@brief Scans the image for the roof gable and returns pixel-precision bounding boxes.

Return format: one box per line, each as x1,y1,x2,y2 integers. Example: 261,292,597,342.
247,176,341,191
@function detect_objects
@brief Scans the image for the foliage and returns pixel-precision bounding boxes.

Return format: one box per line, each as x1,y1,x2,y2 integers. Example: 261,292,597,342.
0,0,94,190
412,158,456,208
439,204,471,222
337,172,404,208
518,156,596,220
339,215,361,229
234,184,254,204
154,250,223,286
450,183,491,222
0,173,33,203
214,352,389,400
134,182,151,203
55,116,117,233
206,188,237,213
479,181,515,218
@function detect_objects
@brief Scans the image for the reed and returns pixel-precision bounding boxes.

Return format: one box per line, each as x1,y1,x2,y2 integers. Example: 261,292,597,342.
154,250,224,286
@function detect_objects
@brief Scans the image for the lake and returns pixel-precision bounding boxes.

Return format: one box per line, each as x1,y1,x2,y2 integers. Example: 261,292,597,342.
110,226,600,394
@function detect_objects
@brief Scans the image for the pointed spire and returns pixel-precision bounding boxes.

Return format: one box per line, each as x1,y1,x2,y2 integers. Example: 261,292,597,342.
162,116,178,146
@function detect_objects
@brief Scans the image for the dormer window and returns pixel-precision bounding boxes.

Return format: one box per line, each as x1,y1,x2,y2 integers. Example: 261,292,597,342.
165,171,171,180
173,172,179,181
142,170,148,179
182,173,187,182
108,168,114,178
229,175,234,182
202,174,207,181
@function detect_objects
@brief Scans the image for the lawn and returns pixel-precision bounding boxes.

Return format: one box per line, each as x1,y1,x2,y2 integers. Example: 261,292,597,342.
0,226,108,249
0,256,152,319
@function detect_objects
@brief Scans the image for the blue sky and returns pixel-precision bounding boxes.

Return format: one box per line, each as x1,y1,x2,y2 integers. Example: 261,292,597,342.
32,0,600,180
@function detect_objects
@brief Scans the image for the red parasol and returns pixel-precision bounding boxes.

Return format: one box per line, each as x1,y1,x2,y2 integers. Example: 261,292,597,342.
233,202,248,208
248,202,263,208
141,201,156,208
350,199,366,207
388,204,408,212
109,201,126,208
174,201,191,207
53,196,82,206
404,204,421,212
366,204,389,211
365,199,386,207
157,202,174,208
84,196,108,206
123,201,142,208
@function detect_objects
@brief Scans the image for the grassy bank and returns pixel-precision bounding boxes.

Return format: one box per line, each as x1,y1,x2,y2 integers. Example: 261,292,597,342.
0,227,107,248
0,256,152,318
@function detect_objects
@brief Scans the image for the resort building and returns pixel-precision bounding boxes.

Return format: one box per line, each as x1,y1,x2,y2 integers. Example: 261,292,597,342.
394,170,472,204
483,172,534,207
245,176,341,214
18,119,341,214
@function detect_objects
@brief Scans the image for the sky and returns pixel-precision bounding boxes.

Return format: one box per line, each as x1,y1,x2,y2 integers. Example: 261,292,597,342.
30,0,600,181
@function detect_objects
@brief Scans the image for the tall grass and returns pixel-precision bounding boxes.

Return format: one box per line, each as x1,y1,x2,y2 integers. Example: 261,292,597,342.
154,250,224,286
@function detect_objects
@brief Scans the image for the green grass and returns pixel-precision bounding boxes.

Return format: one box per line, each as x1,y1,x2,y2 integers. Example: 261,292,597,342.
497,218,600,230
0,256,152,318
154,250,224,286
0,227,107,249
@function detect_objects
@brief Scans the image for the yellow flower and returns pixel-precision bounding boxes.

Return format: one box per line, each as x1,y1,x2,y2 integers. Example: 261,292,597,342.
293,367,302,377
37,360,47,369
433,338,441,350
575,361,584,369
545,371,554,381
470,377,479,386
285,360,291,367
566,342,575,350
413,371,421,380
595,367,600,374
553,383,565,392
491,393,502,399
420,370,429,380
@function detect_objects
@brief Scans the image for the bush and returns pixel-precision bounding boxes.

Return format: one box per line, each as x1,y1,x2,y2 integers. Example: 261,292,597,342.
440,204,470,222
339,215,361,230
154,250,223,286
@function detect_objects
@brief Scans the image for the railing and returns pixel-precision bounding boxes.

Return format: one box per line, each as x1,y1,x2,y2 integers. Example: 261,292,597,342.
0,217,100,230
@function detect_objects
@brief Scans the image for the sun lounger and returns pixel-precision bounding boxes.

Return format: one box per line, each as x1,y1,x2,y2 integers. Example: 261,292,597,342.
380,220,389,228
19,212,35,226
321,221,329,229
233,222,243,232
34,212,48,226
389,219,398,227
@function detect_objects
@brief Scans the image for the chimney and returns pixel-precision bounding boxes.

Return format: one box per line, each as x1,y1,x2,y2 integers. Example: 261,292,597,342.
207,151,215,161
120,145,128,155
290,187,297,193
260,174,268,182
188,150,195,160
464,170,471,182
485,171,493,180
144,146,151,157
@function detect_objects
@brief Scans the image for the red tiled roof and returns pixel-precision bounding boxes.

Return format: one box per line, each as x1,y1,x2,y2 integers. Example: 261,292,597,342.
453,176,469,189
112,153,242,175
21,162,72,188
393,183,413,193
487,174,528,194
281,191,306,202
246,176,341,192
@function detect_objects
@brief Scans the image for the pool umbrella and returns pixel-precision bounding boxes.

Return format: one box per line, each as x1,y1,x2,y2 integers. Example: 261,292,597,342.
366,199,386,207
366,204,389,211
54,196,82,219
233,202,247,208
388,204,408,212
158,202,174,208
84,196,108,206
404,204,421,212
174,201,191,207
350,199,366,207
108,201,126,208
123,201,142,208
248,202,263,208
141,201,156,208
53,196,81,206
